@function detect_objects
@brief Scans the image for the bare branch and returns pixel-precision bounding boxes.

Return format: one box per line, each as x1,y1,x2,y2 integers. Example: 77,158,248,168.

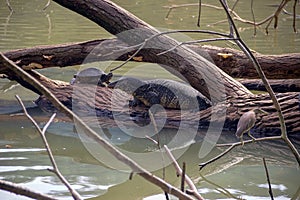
43,0,51,10
293,0,298,32
198,173,240,199
197,0,202,27
250,0,257,35
6,0,13,12
164,145,204,200
180,162,186,192
15,95,83,200
262,158,274,200
0,179,57,200
110,29,231,72
199,136,282,170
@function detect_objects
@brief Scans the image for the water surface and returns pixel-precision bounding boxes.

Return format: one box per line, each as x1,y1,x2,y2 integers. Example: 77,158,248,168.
0,0,299,199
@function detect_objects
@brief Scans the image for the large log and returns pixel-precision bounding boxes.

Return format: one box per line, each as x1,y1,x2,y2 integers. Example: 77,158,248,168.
30,72,300,136
3,39,300,79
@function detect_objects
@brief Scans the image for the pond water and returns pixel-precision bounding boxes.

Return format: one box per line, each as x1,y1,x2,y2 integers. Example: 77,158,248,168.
0,0,300,199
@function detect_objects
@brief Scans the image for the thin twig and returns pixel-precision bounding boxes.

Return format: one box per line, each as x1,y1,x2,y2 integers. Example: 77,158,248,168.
148,110,169,200
181,162,186,192
6,0,13,12
166,1,297,34
110,29,230,72
262,158,274,200
43,0,51,10
15,95,83,200
250,0,257,35
198,173,240,199
164,145,204,200
197,0,201,27
0,53,194,200
293,0,297,32
157,37,237,56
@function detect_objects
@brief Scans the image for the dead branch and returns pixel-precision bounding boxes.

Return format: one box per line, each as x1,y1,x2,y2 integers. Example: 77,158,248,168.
164,0,298,33
0,179,57,200
15,95,82,200
199,136,282,170
197,173,239,199
6,0,13,12
164,145,204,200
262,158,274,200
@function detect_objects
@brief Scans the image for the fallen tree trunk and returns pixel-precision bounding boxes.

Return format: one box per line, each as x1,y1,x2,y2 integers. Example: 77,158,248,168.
240,79,300,93
29,71,299,136
3,39,300,79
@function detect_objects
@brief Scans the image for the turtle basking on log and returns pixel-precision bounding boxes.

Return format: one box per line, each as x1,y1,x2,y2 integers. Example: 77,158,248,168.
70,67,113,86
108,77,212,110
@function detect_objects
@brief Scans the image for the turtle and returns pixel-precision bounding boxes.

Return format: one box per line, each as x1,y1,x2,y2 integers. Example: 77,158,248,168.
108,77,211,110
70,67,113,86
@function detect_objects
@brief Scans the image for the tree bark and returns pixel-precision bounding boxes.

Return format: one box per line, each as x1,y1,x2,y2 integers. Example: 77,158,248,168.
198,45,300,79
240,79,300,92
51,0,252,101
31,76,300,136
2,39,300,79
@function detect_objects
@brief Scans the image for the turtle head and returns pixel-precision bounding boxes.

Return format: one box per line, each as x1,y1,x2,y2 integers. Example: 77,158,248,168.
101,72,113,84
108,77,144,94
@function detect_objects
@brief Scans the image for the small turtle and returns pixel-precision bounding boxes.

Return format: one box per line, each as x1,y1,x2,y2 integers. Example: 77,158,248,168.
70,67,112,86
108,77,211,110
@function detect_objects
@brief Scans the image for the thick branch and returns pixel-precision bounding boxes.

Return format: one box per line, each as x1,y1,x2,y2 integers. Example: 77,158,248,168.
3,40,299,79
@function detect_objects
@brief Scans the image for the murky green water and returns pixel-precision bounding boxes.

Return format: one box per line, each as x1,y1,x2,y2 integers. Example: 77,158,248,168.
0,0,299,199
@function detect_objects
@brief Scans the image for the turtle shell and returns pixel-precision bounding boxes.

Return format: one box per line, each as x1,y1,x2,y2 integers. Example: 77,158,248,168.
70,68,112,86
